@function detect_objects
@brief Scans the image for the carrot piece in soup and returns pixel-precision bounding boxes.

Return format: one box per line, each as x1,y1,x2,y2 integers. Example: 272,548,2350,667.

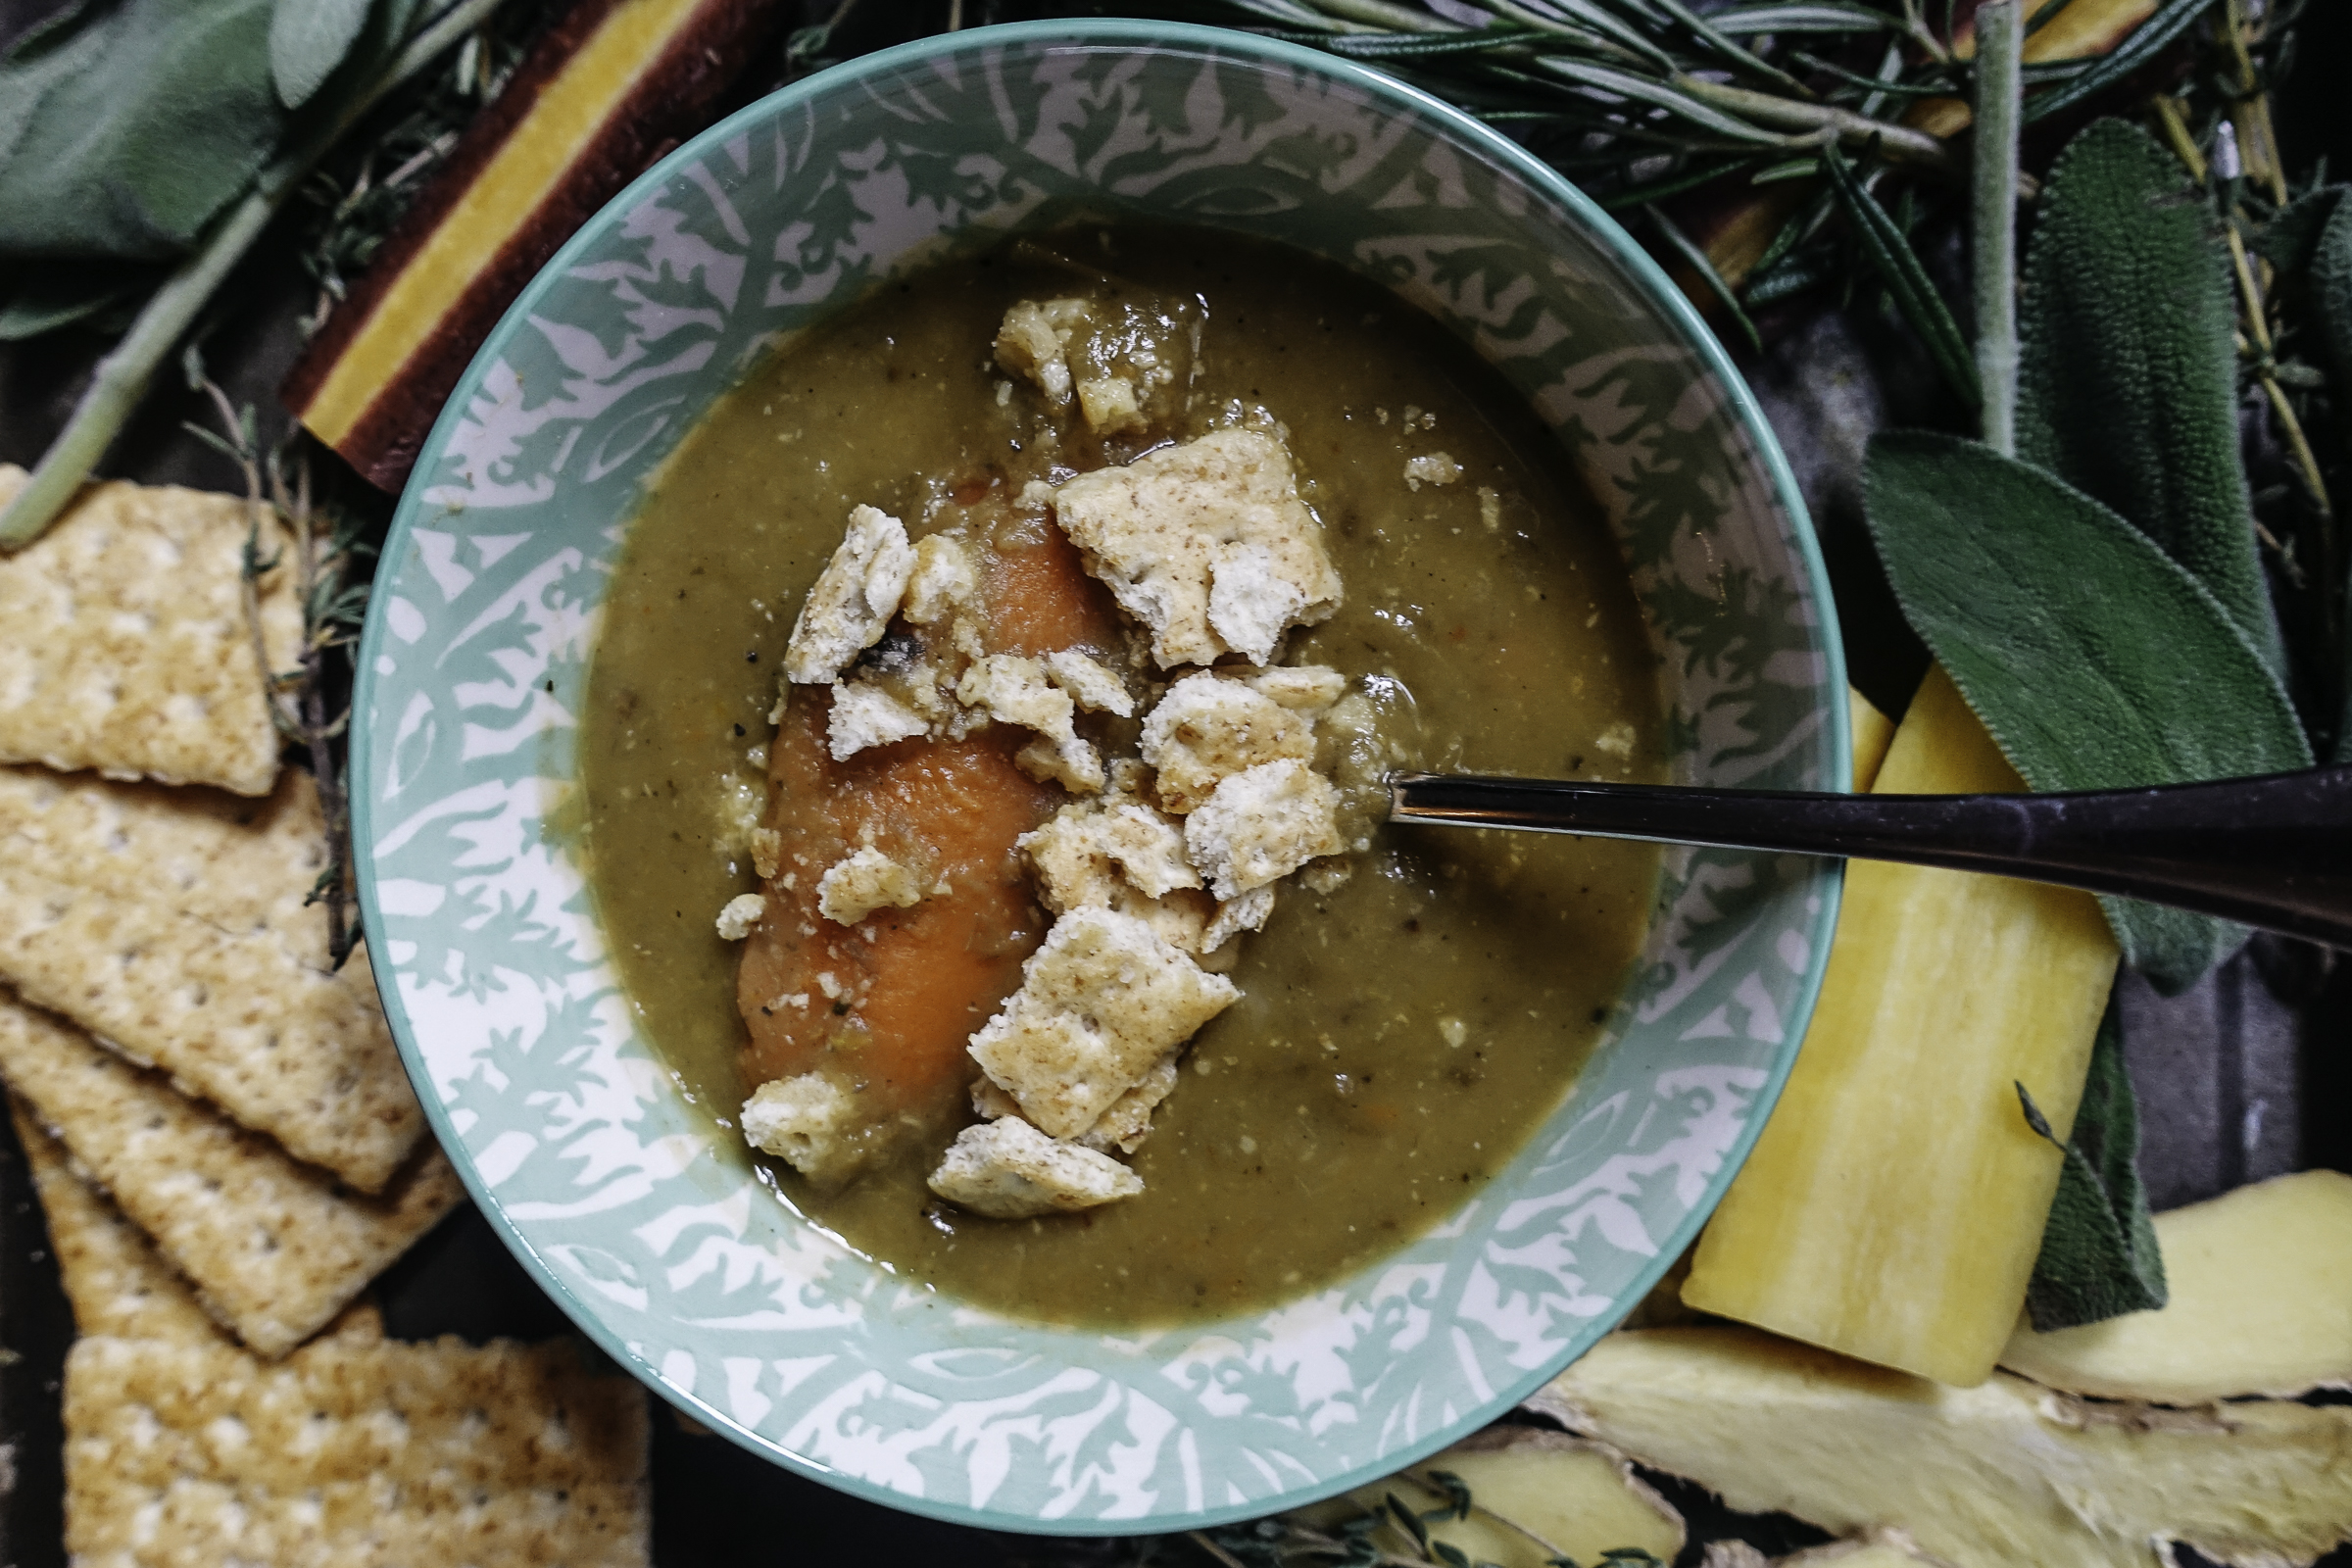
735,509,1124,1150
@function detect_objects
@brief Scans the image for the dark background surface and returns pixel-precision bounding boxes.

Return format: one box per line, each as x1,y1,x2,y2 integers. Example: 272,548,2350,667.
0,2,2346,1564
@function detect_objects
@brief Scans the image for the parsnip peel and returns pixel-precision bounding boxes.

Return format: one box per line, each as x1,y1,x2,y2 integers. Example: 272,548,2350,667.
1528,1326,2352,1568
1302,1426,1686,1568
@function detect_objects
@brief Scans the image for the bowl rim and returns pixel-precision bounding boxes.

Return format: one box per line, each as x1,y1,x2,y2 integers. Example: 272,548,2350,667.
355,14,1848,1533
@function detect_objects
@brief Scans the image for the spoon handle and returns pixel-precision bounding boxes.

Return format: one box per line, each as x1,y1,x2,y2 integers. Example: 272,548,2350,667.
1388,766,2352,951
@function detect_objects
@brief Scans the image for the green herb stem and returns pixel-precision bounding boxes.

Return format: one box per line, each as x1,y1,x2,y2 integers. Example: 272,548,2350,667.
1298,0,1460,31
1670,74,1961,177
1646,203,1764,354
1972,0,2023,456
0,0,508,553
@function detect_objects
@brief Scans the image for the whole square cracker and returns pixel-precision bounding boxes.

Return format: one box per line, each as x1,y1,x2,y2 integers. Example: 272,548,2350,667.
0,990,464,1357
0,764,422,1191
66,1333,650,1567
0,465,301,797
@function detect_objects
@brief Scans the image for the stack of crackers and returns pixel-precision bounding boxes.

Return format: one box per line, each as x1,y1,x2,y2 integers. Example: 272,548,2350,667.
0,466,651,1564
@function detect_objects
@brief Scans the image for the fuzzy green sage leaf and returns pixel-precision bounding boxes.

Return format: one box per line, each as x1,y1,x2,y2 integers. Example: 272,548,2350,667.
2017,991,2164,1332
2018,118,2285,676
1862,431,2313,992
270,0,378,109
2314,197,2352,763
0,0,283,260
2254,182,2346,275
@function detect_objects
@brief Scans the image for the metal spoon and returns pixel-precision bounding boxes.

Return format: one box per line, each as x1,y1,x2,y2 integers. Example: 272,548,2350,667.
1388,765,2352,950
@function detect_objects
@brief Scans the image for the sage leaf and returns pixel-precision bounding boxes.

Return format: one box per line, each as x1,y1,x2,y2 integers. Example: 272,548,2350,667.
270,0,376,109
2315,199,2352,764
0,262,152,340
2253,182,2345,274
2018,119,2284,677
0,0,282,261
2017,992,2164,1332
1863,431,2313,991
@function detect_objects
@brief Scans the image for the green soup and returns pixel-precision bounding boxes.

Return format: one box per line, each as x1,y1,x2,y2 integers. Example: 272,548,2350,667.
578,229,1665,1327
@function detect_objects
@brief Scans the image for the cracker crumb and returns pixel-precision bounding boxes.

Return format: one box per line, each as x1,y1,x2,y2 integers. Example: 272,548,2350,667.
1043,649,1135,716
903,534,976,623
815,847,927,926
1139,671,1315,814
994,299,1092,406
750,827,782,880
1052,428,1341,668
957,654,1102,792
1076,375,1146,434
742,1074,864,1187
927,1116,1143,1218
1021,798,1201,908
968,906,1239,1139
783,505,914,684
826,679,929,760
1201,883,1276,953
1185,759,1347,900
713,894,766,941
1402,452,1462,491
1240,664,1348,714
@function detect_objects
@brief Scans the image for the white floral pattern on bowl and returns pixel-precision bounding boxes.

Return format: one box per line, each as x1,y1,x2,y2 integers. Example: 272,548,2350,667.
354,20,1846,1533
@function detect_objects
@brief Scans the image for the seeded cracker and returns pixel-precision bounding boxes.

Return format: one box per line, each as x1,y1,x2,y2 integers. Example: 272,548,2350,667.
0,465,300,797
65,1330,649,1568
0,992,463,1356
0,764,420,1192
11,1098,227,1345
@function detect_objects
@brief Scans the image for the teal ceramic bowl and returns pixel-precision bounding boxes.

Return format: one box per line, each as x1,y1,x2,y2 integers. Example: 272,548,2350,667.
354,19,1846,1533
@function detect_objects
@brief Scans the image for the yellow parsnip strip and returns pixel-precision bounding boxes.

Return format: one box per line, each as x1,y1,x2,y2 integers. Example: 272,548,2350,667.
1683,666,2118,1386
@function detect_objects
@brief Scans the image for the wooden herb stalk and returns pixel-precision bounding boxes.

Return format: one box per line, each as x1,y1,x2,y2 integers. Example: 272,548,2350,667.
0,0,509,554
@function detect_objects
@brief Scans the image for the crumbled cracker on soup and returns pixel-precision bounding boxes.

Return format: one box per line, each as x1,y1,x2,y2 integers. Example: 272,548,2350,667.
741,1072,866,1187
815,846,928,926
927,1114,1144,1218
971,1050,1179,1155
1051,428,1342,668
1021,798,1200,906
0,466,301,797
1139,669,1319,814
968,906,1239,1140
956,652,1102,792
995,298,1093,407
1185,758,1347,901
714,893,766,940
1043,648,1135,715
782,504,913,684
0,991,462,1357
826,676,929,760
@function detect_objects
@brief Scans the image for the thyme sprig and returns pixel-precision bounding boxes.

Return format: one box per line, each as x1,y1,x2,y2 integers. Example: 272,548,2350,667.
183,355,373,969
